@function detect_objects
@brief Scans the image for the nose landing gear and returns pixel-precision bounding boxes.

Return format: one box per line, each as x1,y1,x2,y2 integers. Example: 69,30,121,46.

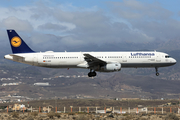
155,67,159,76
88,69,97,77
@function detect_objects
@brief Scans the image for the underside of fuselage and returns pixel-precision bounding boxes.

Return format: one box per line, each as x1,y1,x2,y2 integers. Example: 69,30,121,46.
19,61,176,68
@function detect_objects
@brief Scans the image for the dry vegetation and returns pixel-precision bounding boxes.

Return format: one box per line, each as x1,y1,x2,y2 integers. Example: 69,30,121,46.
11,99,180,108
0,112,178,120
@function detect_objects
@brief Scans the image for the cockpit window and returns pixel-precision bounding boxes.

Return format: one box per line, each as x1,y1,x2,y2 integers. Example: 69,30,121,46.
165,55,171,58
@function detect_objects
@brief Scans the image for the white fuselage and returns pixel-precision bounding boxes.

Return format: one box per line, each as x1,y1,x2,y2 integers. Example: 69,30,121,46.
4,51,176,71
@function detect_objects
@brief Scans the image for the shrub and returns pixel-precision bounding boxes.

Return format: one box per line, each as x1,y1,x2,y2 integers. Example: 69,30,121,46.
68,112,75,115
122,115,133,120
55,113,61,118
47,112,55,119
122,113,129,116
78,115,89,120
108,114,114,118
31,112,38,117
165,113,179,120
26,116,34,120
77,112,87,114
11,112,19,118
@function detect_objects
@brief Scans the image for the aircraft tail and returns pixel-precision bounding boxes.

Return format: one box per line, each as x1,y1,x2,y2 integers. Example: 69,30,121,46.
7,30,34,54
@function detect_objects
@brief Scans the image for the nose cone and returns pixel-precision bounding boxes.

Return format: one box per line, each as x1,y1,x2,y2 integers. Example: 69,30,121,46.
171,58,176,64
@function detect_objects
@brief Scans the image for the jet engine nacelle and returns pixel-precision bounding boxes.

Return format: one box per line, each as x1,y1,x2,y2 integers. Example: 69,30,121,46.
101,63,121,72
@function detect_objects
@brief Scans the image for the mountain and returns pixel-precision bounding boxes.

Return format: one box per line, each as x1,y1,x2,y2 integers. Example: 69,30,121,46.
159,39,180,51
0,63,180,99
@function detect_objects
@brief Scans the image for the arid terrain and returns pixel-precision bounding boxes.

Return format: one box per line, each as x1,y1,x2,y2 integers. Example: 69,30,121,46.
0,112,180,120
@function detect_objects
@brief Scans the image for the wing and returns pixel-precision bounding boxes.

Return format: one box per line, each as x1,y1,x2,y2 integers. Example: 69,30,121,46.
83,53,107,68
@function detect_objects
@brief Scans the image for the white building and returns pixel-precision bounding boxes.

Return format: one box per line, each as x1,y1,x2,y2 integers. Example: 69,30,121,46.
34,82,50,86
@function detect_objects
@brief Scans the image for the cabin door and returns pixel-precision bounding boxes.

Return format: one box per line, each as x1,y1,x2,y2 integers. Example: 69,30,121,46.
123,55,127,62
33,54,38,65
156,53,161,62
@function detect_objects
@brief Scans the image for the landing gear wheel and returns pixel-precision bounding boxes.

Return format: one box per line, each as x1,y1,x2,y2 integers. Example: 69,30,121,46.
156,72,159,76
92,71,97,76
88,72,92,77
88,70,97,77
155,67,159,76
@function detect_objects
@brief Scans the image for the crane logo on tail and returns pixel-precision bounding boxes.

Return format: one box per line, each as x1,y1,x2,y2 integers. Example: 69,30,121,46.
11,37,22,47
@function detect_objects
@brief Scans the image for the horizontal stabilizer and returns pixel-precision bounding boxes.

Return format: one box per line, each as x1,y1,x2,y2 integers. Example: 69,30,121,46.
9,54,24,59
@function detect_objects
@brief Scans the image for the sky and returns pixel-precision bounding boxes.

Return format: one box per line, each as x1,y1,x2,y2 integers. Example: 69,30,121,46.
0,0,180,52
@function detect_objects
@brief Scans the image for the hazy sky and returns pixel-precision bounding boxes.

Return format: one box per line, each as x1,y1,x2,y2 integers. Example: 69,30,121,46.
1,0,180,52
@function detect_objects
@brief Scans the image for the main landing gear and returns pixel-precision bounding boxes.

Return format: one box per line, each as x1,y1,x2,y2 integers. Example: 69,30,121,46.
155,67,159,76
88,69,97,77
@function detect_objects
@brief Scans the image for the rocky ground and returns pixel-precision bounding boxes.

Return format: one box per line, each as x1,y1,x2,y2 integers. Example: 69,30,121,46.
0,112,179,120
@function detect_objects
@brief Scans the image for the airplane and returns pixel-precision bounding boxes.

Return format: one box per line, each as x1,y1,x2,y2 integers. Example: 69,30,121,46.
4,30,176,77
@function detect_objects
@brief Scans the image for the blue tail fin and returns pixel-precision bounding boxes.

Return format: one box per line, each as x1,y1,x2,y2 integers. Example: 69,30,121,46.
7,30,34,54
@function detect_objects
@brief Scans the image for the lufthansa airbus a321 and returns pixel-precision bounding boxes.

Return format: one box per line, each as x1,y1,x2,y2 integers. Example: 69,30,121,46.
4,30,176,77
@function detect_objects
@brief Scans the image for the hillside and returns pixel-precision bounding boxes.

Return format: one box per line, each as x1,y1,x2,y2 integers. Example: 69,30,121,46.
0,63,180,100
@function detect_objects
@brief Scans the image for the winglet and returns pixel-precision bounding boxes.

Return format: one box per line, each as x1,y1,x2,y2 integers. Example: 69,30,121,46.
7,30,34,53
